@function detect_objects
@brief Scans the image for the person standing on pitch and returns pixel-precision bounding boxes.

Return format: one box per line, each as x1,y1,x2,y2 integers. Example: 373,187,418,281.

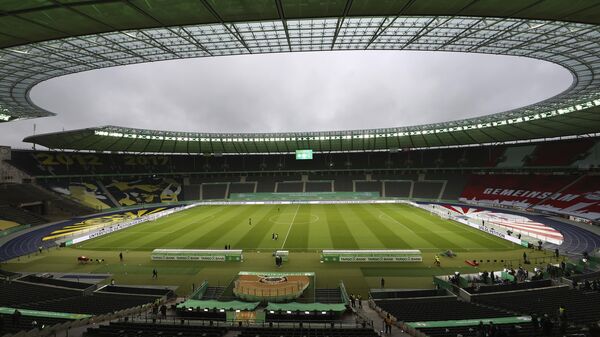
119,252,123,262
152,268,158,279
249,218,252,226
380,277,385,289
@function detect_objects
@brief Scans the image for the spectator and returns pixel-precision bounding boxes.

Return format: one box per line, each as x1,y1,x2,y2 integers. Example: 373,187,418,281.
531,313,539,335
477,321,485,337
558,305,568,334
589,321,600,337
384,314,393,334
541,314,553,336
487,321,496,336
558,304,567,320
12,309,21,326
152,303,159,317
160,304,167,318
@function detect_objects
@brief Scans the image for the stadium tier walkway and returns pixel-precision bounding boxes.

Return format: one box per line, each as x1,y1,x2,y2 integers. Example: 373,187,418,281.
355,299,411,337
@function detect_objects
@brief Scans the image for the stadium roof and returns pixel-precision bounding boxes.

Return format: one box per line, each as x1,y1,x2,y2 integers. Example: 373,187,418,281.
2,0,600,153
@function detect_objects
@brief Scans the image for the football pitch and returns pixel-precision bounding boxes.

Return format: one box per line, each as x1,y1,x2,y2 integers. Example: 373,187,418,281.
3,203,553,296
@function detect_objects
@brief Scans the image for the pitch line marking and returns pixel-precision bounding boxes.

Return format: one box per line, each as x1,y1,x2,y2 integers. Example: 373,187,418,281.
268,214,319,225
71,246,506,251
281,204,301,249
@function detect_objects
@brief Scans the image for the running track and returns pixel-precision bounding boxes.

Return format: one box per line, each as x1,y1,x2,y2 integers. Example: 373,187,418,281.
421,202,600,255
0,206,174,262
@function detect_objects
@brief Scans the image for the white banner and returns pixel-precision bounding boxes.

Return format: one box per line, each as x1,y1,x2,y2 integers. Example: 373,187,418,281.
67,204,198,245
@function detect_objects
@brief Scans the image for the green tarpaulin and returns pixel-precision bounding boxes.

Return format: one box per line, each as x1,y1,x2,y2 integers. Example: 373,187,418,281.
406,316,532,328
0,307,92,320
177,300,259,311
266,302,346,313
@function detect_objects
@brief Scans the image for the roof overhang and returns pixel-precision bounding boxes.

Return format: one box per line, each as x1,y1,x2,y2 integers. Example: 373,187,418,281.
2,1,600,152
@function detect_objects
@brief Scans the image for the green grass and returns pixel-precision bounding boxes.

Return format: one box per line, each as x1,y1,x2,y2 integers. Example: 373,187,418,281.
78,204,515,252
2,204,557,297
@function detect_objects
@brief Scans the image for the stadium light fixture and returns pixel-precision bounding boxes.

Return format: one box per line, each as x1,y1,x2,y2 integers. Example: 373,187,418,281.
87,97,600,147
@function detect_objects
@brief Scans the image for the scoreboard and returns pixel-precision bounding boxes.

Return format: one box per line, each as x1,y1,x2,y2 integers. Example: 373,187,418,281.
295,149,313,160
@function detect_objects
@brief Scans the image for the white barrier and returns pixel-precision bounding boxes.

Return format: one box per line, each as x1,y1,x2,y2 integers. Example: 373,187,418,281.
189,199,405,206
416,203,530,246
63,203,199,246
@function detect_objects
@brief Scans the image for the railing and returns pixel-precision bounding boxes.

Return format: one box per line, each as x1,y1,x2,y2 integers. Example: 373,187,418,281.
116,314,371,330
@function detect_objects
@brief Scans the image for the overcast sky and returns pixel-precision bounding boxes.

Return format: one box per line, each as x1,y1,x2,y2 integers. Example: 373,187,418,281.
0,50,572,148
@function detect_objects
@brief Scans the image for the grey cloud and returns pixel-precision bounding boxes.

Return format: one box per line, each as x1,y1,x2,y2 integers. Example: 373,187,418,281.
0,50,571,148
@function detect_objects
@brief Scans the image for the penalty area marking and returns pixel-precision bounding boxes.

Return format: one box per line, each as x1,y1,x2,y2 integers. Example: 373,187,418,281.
281,204,301,249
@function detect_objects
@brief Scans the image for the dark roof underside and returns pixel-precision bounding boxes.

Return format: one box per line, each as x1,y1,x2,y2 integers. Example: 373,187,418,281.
2,0,600,49
6,0,600,153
